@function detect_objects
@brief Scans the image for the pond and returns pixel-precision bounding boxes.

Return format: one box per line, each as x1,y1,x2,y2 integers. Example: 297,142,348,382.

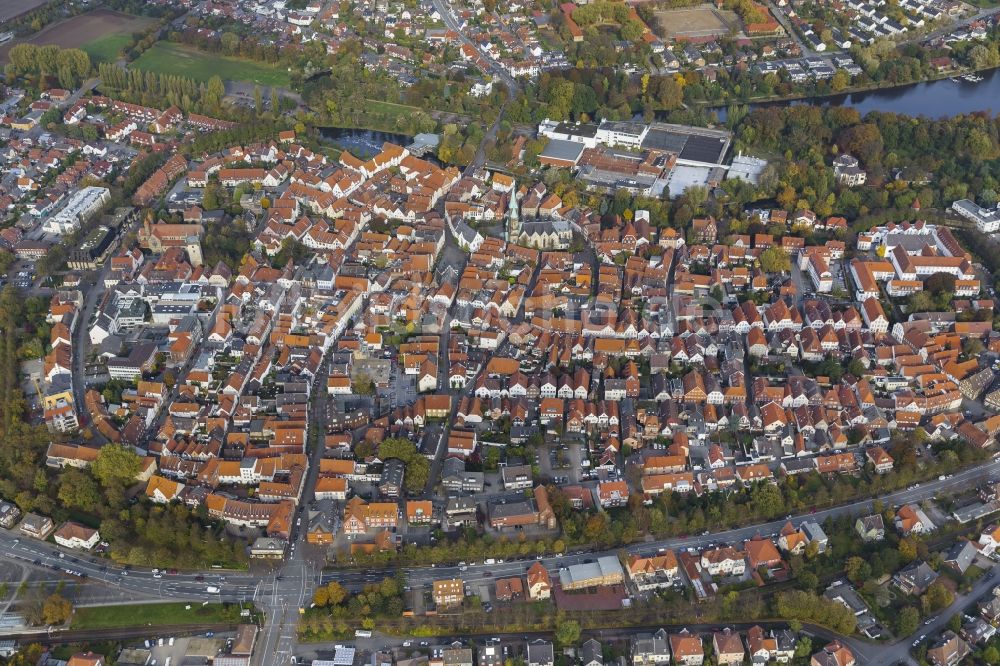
317,127,413,158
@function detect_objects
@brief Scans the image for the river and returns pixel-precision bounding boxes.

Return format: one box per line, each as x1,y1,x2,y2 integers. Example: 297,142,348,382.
711,67,1000,121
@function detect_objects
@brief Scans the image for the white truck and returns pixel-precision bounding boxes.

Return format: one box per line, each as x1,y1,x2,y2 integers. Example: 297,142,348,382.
206,585,220,594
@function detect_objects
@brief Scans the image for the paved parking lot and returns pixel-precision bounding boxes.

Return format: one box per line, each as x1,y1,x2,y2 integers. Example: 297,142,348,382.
393,372,417,408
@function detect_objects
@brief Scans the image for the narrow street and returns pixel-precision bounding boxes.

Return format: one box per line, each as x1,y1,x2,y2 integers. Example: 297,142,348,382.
465,101,509,178
873,562,1000,666
765,0,812,55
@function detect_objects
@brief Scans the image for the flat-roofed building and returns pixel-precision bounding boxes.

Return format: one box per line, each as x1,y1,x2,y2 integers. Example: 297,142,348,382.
558,555,624,590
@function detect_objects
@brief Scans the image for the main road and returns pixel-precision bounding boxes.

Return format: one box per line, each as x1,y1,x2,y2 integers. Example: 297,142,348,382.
3,454,998,663
2,456,995,604
319,458,1000,591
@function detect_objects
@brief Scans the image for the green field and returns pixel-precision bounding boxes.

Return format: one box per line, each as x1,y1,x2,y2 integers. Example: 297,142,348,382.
71,602,238,630
131,42,290,87
82,33,133,63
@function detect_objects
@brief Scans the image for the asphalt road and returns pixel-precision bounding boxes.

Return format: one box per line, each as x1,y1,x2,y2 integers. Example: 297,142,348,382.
0,534,261,604
871,561,1000,666
2,442,997,661
429,0,517,93
0,443,993,666
251,357,332,666
318,457,1000,594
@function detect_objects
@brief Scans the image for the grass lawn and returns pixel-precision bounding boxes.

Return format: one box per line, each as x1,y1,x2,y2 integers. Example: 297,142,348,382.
71,602,236,630
366,98,422,122
131,42,290,87
81,33,133,62
367,99,419,113
52,642,120,661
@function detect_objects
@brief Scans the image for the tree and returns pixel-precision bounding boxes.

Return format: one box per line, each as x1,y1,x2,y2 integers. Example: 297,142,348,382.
947,613,962,633
925,272,956,296
793,636,812,659
684,185,708,212
41,593,72,625
830,70,850,92
759,247,791,273
969,44,998,70
963,338,984,357
983,646,1000,665
220,32,240,55
57,469,100,511
774,184,796,210
896,606,919,636
202,183,220,210
845,556,869,583
654,76,683,110
326,581,348,605
837,123,883,166
750,482,783,518
907,290,936,313
206,75,226,108
898,538,917,563
796,571,819,593
353,372,375,396
92,444,142,488
921,580,954,614
379,438,430,493
554,619,581,646
620,19,645,42
847,358,866,378
775,590,857,634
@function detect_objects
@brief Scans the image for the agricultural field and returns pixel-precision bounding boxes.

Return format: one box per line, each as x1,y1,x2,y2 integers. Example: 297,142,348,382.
0,0,47,24
653,4,739,40
0,9,153,64
132,41,291,88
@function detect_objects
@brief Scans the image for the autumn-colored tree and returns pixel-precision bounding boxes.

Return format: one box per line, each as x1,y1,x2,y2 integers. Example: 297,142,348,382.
759,247,791,273
326,581,348,606
41,593,72,625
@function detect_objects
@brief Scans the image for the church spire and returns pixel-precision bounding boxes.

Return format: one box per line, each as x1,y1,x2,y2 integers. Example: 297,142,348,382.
507,181,520,241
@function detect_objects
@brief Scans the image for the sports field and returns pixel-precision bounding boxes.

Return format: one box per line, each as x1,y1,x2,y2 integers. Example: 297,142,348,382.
654,4,738,40
132,41,290,87
0,9,153,63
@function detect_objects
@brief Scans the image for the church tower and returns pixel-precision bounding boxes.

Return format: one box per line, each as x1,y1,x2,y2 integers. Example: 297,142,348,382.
507,183,520,242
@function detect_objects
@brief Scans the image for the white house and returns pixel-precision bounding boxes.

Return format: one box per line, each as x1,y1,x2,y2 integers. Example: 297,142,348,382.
53,521,100,550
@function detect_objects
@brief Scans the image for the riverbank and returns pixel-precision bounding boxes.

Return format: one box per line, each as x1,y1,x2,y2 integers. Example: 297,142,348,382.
697,63,1000,118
